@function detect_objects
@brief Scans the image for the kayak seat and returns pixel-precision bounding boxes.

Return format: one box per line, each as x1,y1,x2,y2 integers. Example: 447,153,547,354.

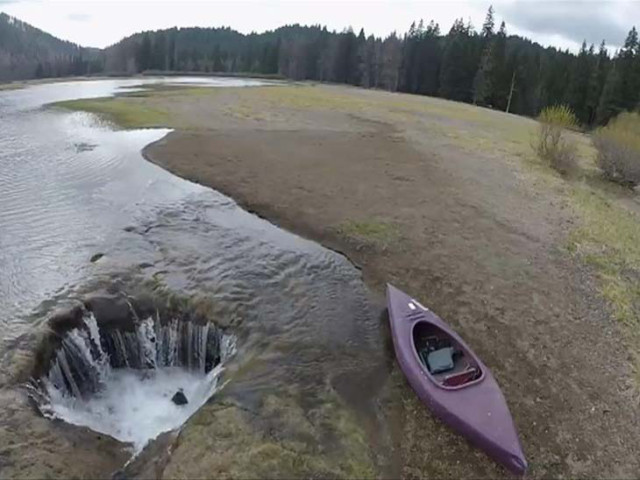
424,347,455,374
443,367,480,387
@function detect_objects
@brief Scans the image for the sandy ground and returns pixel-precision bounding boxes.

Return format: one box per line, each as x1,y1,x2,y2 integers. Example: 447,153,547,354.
57,83,640,478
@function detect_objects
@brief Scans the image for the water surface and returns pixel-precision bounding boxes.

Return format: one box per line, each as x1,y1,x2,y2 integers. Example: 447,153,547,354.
0,77,387,465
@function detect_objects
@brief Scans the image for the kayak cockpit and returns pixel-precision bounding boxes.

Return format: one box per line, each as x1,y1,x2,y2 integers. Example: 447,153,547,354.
412,321,483,389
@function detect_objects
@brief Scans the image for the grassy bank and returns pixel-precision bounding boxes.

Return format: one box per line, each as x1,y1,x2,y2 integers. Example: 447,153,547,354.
569,185,640,323
568,177,640,397
142,70,286,80
159,391,375,479
336,219,400,250
52,83,640,345
0,82,24,91
51,97,169,129
47,81,640,476
50,85,226,129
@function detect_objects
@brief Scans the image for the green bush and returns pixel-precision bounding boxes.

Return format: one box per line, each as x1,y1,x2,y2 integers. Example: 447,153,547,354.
533,105,578,175
593,112,640,187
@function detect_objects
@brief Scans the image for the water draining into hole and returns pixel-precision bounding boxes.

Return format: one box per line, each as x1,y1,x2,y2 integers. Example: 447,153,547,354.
32,307,234,452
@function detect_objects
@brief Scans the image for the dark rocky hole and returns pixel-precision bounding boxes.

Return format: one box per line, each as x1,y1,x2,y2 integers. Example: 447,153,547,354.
28,290,233,450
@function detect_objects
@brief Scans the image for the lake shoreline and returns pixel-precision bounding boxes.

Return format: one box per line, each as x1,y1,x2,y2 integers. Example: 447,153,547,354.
52,82,640,478
2,79,385,480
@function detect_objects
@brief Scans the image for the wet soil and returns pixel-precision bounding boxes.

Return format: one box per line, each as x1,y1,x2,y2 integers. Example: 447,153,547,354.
141,84,640,478
0,387,129,478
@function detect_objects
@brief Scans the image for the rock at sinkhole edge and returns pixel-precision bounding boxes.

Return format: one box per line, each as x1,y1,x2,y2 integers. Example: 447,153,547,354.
171,389,188,406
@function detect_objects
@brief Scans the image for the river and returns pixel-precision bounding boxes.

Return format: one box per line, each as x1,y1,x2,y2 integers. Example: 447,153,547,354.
0,77,390,476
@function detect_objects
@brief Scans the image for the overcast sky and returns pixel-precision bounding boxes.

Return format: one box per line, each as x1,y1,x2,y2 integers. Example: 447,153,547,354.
0,0,637,52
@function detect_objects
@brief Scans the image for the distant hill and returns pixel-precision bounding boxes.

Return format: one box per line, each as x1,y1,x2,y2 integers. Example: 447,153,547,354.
102,19,639,126
1,10,638,126
0,12,102,81
103,26,247,74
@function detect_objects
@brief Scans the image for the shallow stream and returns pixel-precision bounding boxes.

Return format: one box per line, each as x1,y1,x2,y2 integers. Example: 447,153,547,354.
0,77,389,472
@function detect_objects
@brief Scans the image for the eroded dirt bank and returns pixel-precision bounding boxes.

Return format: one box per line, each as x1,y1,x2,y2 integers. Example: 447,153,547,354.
65,84,640,478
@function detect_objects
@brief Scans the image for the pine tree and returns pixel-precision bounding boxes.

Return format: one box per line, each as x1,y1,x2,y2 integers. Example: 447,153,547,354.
416,20,442,96
361,34,377,88
585,41,609,125
332,28,359,85
489,21,508,109
473,6,495,105
439,19,464,99
166,29,177,71
565,41,592,124
619,26,640,110
135,33,152,72
380,33,402,90
510,47,541,116
596,27,639,123
400,21,420,93
481,5,495,38
355,28,367,86
150,31,166,70
596,63,623,124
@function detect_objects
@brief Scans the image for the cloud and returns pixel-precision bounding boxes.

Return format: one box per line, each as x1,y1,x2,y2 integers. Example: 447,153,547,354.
2,0,635,52
499,0,637,49
67,13,91,22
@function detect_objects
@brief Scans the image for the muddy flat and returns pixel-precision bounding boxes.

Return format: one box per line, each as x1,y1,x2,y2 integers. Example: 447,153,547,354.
59,83,640,478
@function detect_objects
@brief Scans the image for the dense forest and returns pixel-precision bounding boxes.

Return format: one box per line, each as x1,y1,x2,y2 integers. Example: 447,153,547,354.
103,6,640,126
2,7,639,126
0,13,101,81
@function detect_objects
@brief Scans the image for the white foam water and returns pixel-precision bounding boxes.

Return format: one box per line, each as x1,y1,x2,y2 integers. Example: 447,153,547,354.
38,311,234,452
43,365,224,451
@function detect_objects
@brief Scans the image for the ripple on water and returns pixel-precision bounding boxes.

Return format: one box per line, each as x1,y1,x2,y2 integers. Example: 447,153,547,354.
0,105,187,331
2,79,388,469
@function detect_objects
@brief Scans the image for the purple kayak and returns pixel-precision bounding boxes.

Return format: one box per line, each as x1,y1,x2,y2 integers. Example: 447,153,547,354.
387,284,527,475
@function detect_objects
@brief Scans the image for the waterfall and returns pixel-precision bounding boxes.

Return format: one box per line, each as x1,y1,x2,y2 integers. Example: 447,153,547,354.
31,306,235,452
32,302,236,452
42,309,226,400
137,317,157,369
46,321,108,398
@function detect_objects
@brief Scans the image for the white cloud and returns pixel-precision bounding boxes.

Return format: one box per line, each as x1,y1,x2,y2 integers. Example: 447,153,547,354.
0,0,635,51
0,0,489,47
67,12,91,22
499,0,638,50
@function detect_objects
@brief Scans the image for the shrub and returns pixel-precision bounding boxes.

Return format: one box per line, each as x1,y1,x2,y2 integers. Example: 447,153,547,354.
593,112,640,188
533,105,578,175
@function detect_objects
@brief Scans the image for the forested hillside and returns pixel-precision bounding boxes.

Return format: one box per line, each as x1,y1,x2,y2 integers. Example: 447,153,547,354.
0,12,101,81
2,6,638,126
103,7,639,126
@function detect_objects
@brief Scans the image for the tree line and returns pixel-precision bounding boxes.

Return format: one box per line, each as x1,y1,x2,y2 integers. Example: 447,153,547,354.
3,8,639,127
104,7,639,126
0,13,101,81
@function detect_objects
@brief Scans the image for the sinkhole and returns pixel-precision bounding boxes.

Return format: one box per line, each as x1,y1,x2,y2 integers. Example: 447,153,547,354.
29,292,235,451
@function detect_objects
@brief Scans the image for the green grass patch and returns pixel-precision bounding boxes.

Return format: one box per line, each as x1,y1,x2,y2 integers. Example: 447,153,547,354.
51,97,169,129
569,187,640,400
336,219,399,249
0,82,24,91
163,389,375,479
568,185,640,325
121,84,220,98
257,85,370,112
521,120,640,395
